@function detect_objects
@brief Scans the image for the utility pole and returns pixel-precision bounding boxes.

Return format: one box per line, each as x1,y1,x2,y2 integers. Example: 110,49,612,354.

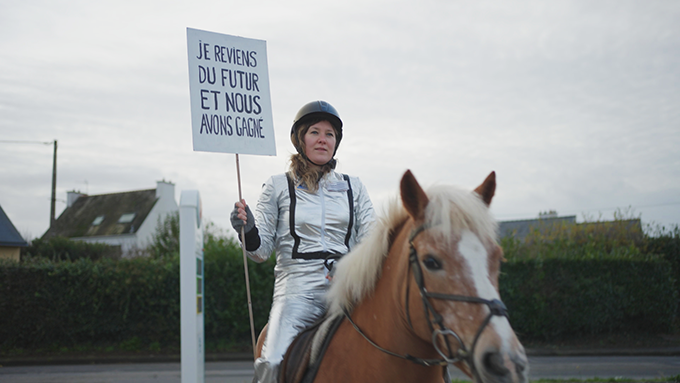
0,139,58,229
50,140,57,228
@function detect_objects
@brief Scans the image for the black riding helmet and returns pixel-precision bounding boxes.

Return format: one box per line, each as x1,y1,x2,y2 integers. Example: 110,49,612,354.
290,101,343,157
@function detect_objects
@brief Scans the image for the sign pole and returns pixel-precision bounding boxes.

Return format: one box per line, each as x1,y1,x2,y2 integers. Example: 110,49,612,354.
236,153,258,360
180,191,204,383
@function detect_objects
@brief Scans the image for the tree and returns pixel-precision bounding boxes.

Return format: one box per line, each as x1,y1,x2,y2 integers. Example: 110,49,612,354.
147,212,180,259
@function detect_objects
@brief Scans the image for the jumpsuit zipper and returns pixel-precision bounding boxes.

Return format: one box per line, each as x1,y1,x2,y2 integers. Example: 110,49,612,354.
319,184,328,252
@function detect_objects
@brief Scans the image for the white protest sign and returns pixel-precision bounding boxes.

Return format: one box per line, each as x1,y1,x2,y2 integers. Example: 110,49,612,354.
187,28,276,155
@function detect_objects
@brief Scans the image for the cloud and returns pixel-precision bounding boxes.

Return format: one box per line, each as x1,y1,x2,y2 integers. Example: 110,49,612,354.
0,0,678,240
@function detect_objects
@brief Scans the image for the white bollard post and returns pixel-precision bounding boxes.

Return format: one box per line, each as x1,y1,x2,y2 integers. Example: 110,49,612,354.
180,190,204,383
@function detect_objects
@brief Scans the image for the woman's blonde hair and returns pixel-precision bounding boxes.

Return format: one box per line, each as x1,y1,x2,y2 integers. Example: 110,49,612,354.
289,118,338,192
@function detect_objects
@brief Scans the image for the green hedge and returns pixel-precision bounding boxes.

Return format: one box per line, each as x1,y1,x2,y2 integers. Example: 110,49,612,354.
0,237,275,353
1,224,678,352
203,236,275,349
645,225,680,303
500,257,677,341
499,220,680,341
0,257,180,350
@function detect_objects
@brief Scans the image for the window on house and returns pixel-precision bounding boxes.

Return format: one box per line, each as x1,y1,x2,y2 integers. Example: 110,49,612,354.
91,215,105,226
118,213,136,223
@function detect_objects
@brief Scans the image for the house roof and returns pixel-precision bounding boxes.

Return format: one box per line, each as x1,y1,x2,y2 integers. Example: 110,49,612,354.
0,205,28,247
42,189,158,239
498,216,643,241
498,216,577,240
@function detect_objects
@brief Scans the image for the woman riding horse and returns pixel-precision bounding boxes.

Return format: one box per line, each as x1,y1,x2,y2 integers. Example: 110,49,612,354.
231,100,375,383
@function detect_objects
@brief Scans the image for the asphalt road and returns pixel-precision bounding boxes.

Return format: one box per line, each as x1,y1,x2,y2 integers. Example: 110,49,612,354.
1,356,680,382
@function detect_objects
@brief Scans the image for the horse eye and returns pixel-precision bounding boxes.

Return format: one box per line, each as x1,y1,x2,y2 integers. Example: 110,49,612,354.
422,256,442,270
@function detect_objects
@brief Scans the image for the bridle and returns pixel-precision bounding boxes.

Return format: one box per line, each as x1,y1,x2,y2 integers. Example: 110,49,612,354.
343,224,509,376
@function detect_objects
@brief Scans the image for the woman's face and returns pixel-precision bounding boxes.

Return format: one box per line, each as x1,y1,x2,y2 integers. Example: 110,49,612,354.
303,120,336,166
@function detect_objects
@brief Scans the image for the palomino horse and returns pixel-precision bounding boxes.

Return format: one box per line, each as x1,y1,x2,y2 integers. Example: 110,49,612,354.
256,170,528,383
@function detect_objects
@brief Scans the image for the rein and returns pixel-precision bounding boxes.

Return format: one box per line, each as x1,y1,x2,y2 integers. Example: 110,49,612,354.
343,224,509,375
343,307,448,367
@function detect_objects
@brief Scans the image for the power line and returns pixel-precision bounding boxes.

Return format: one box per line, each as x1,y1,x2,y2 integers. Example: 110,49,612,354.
0,140,54,145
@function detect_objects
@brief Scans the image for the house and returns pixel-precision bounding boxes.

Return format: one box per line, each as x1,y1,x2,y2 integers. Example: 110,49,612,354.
499,212,642,242
499,215,577,241
0,205,28,262
42,181,178,257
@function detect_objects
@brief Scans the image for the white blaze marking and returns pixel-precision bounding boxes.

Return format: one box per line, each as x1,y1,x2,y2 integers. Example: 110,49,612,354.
457,230,513,352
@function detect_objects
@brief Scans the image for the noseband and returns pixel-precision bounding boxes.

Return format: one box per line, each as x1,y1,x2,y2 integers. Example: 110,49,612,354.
343,224,509,374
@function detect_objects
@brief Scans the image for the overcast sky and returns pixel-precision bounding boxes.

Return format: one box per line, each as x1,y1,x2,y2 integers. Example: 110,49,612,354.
1,0,678,240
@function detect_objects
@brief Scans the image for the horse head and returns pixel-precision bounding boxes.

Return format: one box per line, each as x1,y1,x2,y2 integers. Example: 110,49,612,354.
399,170,528,382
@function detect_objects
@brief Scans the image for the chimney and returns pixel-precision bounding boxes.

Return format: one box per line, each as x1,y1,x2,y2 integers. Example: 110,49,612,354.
67,191,86,208
156,180,176,203
538,210,558,219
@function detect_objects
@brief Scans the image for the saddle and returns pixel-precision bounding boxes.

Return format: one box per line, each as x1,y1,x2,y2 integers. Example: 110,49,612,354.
278,314,344,383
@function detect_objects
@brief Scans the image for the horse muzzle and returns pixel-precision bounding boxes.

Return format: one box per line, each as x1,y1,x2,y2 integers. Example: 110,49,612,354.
473,336,529,383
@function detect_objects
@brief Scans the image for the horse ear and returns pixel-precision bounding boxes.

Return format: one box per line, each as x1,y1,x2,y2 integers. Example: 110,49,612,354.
474,171,496,206
400,170,429,221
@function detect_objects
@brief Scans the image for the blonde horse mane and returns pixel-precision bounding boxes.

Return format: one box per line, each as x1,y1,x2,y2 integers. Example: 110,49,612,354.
326,183,498,316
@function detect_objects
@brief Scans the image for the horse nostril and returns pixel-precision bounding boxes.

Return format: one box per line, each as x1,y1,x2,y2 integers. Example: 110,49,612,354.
513,356,527,376
483,351,510,376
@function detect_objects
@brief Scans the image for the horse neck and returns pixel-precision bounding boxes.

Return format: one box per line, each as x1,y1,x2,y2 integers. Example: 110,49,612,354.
346,219,443,379
318,220,446,383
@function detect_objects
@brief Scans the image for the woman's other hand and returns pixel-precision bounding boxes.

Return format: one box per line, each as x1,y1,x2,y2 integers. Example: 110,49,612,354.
230,199,255,233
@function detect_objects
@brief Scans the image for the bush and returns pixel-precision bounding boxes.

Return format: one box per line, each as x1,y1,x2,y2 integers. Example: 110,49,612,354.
21,236,121,262
501,217,645,262
147,212,180,259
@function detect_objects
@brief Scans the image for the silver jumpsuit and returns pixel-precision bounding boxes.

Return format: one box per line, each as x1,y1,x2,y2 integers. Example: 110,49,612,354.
245,170,374,383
